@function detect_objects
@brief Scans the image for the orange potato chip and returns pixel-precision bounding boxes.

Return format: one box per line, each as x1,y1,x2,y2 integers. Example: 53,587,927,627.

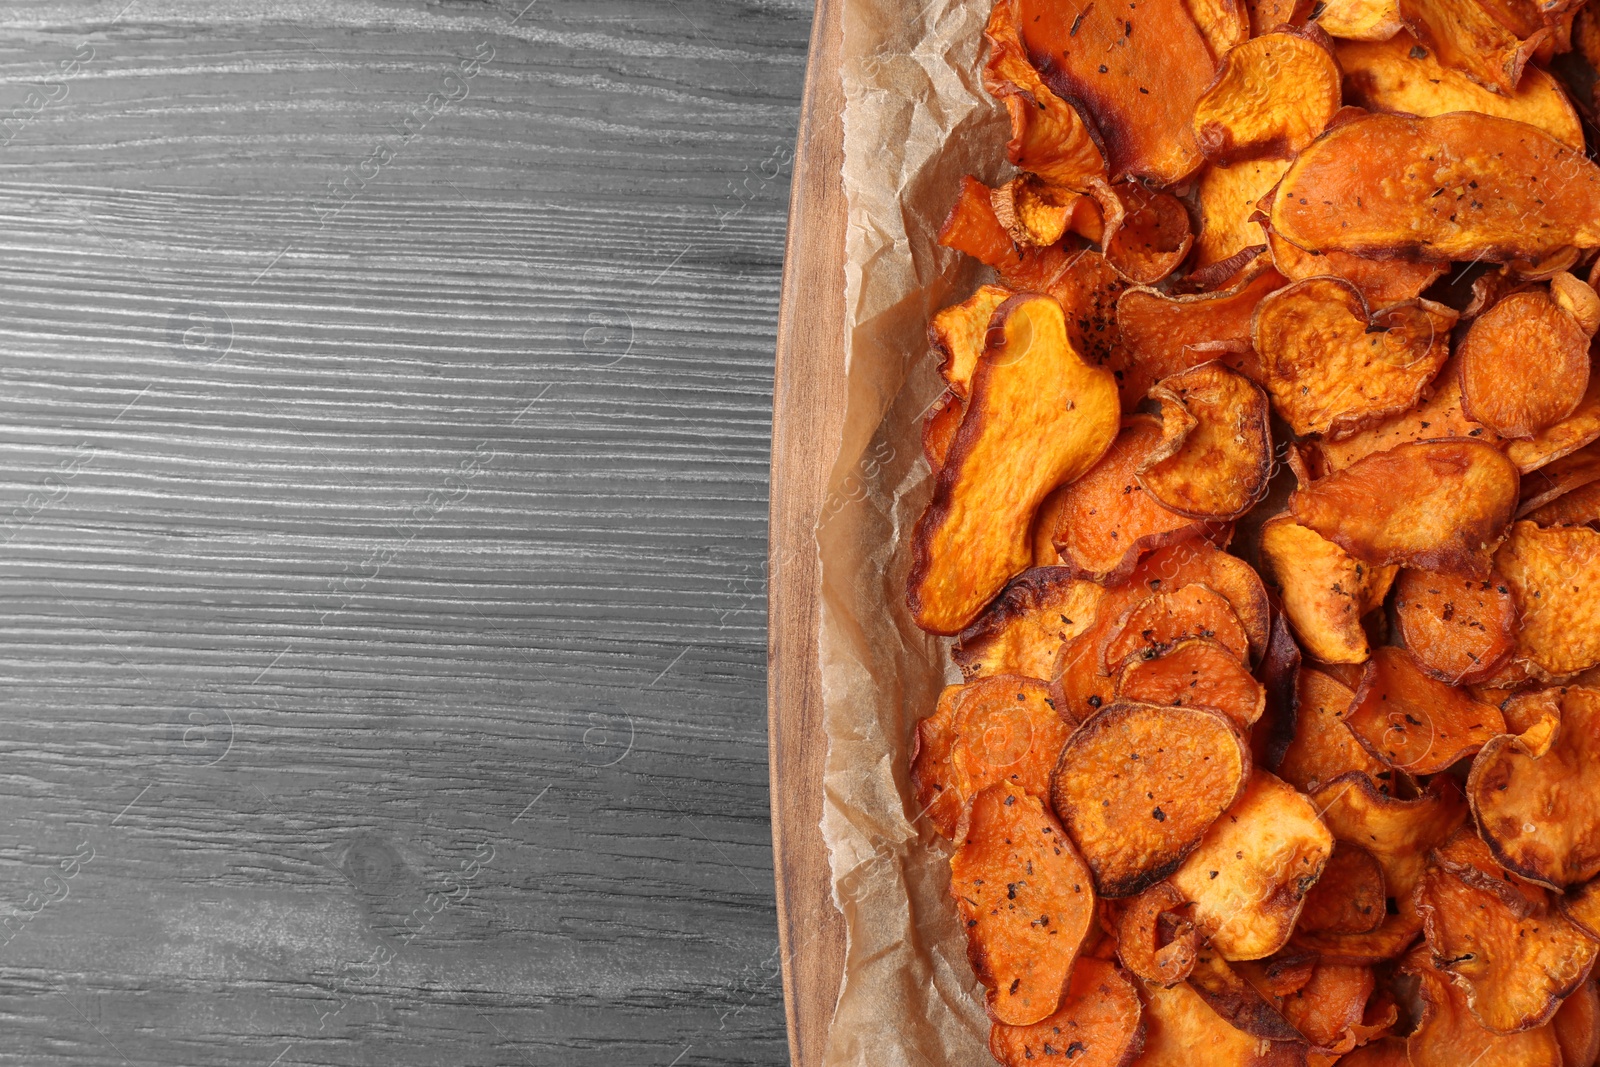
1392,567,1518,684
1403,947,1564,1067
1338,33,1585,148
1396,0,1549,95
1508,365,1600,474
1296,842,1387,935
1252,276,1456,439
912,684,967,837
1264,227,1444,308
1527,477,1600,528
1311,355,1498,475
952,783,1097,1025
1289,439,1519,575
1494,521,1600,678
922,389,964,469
1123,540,1273,660
1258,515,1395,664
1417,827,1599,1034
1135,977,1308,1066
1187,0,1252,55
1100,583,1252,671
1116,882,1200,987
1277,667,1393,795
954,567,1106,681
1461,289,1592,439
1193,31,1343,164
1497,686,1563,738
1050,701,1250,897
1554,977,1600,1067
1270,113,1600,263
909,294,1121,634
939,175,1028,274
1317,0,1406,39
1564,874,1600,940
1102,183,1195,285
1552,270,1600,337
1052,614,1123,724
1344,646,1505,774
951,677,1076,806
1170,770,1334,960
1140,362,1273,521
1116,637,1266,728
1469,684,1600,888
1519,439,1600,517
1185,949,1307,1041
1194,160,1287,269
990,177,1082,247
1040,249,1134,384
987,956,1145,1067
1278,961,1377,1055
1247,0,1316,33
930,284,1013,397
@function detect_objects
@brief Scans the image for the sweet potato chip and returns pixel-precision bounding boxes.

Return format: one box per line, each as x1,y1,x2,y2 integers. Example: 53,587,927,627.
1461,289,1592,439
1017,0,1214,184
987,956,1145,1067
953,568,1105,682
1289,440,1519,576
1498,686,1563,739
1344,646,1505,774
1494,521,1600,678
1048,416,1213,584
1103,183,1195,285
1278,668,1393,795
1117,882,1200,987
1527,478,1600,527
1338,33,1586,148
984,0,1108,190
931,284,1014,398
1278,961,1376,1054
1393,568,1518,684
1135,977,1308,1066
991,177,1082,247
923,390,964,469
1252,277,1455,439
1140,363,1273,521
1470,684,1600,887
1258,516,1395,664
1553,271,1600,336
1270,113,1600,263
1565,875,1600,940
1317,0,1406,39
1264,228,1444,307
1052,614,1123,724
912,684,967,837
1051,701,1250,897
909,294,1121,634
1417,827,1599,1034
1124,540,1273,660
1195,160,1288,269
1117,638,1266,728
1311,356,1498,475
1185,949,1307,1040
1509,367,1600,474
1170,770,1334,959
1188,0,1252,55
1297,842,1387,935
1193,32,1343,164
1404,948,1564,1067
1101,583,1252,671
951,676,1076,806
1555,977,1600,1067
1520,440,1600,517
1396,0,1549,95
952,783,1097,1025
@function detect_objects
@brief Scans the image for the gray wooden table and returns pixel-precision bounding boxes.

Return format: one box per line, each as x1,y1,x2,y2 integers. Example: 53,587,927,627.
0,1,806,1063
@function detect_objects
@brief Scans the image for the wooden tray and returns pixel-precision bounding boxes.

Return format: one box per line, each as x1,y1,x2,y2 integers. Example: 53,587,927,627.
768,0,849,1062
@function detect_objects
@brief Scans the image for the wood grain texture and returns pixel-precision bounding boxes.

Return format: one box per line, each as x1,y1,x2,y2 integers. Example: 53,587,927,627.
0,1,808,1064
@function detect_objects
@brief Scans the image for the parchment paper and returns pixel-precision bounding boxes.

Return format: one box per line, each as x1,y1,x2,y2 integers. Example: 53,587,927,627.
816,0,1020,1061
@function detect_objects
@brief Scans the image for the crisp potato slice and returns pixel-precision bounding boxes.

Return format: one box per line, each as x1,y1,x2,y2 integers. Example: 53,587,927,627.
1185,949,1306,1040
1344,646,1505,774
1396,0,1547,95
1187,0,1251,55
1527,478,1600,528
1297,842,1387,936
1139,363,1272,521
1193,32,1342,164
1252,277,1455,439
1289,440,1519,575
952,783,1097,1025
1016,0,1213,184
990,177,1080,247
1194,160,1288,269
1278,668,1393,795
1509,369,1600,474
911,684,966,837
1403,948,1564,1067
908,294,1121,634
1393,568,1517,684
987,956,1145,1067
953,567,1106,681
1554,978,1600,1067
951,676,1075,805
1461,289,1592,439
1265,228,1444,307
1278,962,1377,1055
1116,638,1266,728
1417,827,1599,1034
983,0,1107,190
1052,613,1122,723
1135,978,1308,1066
1553,271,1600,336
1041,249,1134,381
1338,34,1585,148
1100,584,1251,671
1312,356,1497,474
1103,183,1194,285
939,175,1028,274
1258,516,1395,665
930,284,1013,398
1170,771,1334,960
1318,0,1405,39
1495,521,1600,678
1117,882,1200,987
1051,701,1250,897
1520,440,1600,517
1469,685,1600,888
1123,541,1272,660
1270,113,1600,263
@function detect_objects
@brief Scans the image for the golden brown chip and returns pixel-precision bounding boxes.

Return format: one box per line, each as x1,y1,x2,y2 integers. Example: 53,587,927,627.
1495,521,1600,678
1185,949,1307,1040
1102,183,1195,285
1050,701,1250,897
1552,271,1600,337
1101,583,1252,672
1403,948,1565,1067
1170,770,1334,960
953,567,1106,682
1135,977,1308,1066
987,956,1145,1067
1289,439,1519,576
1193,32,1343,164
951,677,1076,806
1278,961,1377,1055
1470,684,1600,888
1116,638,1266,728
1318,0,1405,39
909,294,1121,634
1264,227,1444,308
1509,367,1600,474
1396,0,1548,95
1338,33,1585,148
1252,276,1456,439
1520,440,1600,518
1187,0,1252,54
1139,363,1272,521
1393,568,1518,684
1527,478,1600,528
1258,515,1395,664
1461,289,1592,439
1194,160,1288,269
1344,646,1505,774
930,284,1014,397
1554,977,1600,1067
1417,827,1599,1034
1117,882,1200,987
952,783,1097,1025
983,0,1107,190
1277,668,1393,795
1270,113,1600,263
1498,686,1563,739
990,177,1080,247
1311,356,1498,474
1297,842,1387,936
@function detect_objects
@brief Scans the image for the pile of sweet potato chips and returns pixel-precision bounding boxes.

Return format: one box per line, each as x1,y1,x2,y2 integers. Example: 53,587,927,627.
906,0,1600,1061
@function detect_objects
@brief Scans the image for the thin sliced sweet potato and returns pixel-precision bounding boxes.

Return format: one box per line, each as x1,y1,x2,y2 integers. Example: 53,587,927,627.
1393,568,1518,684
1193,32,1343,164
1461,289,1592,439
1312,356,1498,475
1117,638,1266,728
1318,0,1405,39
954,567,1106,682
1494,521,1600,678
1117,882,1200,987
1052,613,1123,724
1194,160,1287,269
909,294,1121,634
1338,33,1585,148
1404,948,1564,1067
1344,646,1505,774
1528,478,1600,527
1139,363,1272,521
990,177,1083,247
1135,978,1308,1066
912,684,967,836
1258,516,1395,664
1278,668,1392,795
1397,0,1549,95
987,956,1145,1067
1123,541,1272,660
951,676,1076,805
1469,684,1600,888
923,390,964,469
1185,949,1306,1040
1553,271,1600,336
1265,228,1444,307
939,175,1025,274
1050,701,1250,897
983,0,1107,190
1252,276,1456,439
1498,687,1563,739
1554,978,1600,1067
930,284,1013,398
1103,183,1194,285
1037,249,1134,386
1520,440,1600,517
1297,842,1387,935
1417,827,1599,1034
1278,962,1376,1055
1100,584,1251,671
1289,439,1519,576
1170,770,1334,960
1509,368,1600,474
1188,0,1252,55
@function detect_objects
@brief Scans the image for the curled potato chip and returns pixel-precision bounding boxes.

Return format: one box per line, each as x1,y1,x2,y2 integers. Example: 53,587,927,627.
1554,977,1600,1067
1495,521,1600,678
1265,227,1444,307
909,294,1121,634
987,956,1145,1067
1252,276,1455,439
1103,183,1194,285
1509,368,1600,474
1403,947,1564,1067
1553,271,1600,337
1187,0,1251,55
954,567,1106,682
1344,646,1505,774
1051,701,1250,897
1135,977,1307,1066
983,0,1107,190
951,676,1076,805
1396,0,1548,95
1139,363,1272,521
1193,32,1343,164
1117,882,1200,987
1270,113,1600,263
1461,289,1592,439
1117,638,1266,728
1252,609,1302,774
952,783,1097,1025
990,177,1083,247
1312,356,1497,474
1278,668,1393,795
1417,827,1599,1034
1194,160,1287,269
1258,516,1395,664
1297,842,1387,935
1124,541,1272,660
1278,961,1378,1055
931,284,1014,397
1170,771,1334,960
1338,33,1585,148
1101,583,1252,671
1318,0,1405,39
1527,478,1600,528
1470,684,1600,888
1393,568,1518,684
1185,949,1306,1040
1289,439,1519,575
1520,440,1600,518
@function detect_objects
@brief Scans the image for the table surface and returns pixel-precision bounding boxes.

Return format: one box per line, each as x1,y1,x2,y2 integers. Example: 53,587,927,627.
0,2,808,1064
